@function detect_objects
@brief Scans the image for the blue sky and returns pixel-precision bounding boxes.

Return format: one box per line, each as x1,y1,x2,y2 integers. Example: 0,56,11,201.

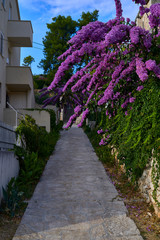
18,0,139,75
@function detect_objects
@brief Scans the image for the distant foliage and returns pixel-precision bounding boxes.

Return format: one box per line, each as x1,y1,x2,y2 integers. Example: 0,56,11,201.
22,55,35,67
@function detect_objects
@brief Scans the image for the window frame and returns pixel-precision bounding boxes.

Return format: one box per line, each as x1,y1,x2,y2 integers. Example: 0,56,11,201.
2,0,5,9
9,3,12,20
0,83,1,104
0,32,4,56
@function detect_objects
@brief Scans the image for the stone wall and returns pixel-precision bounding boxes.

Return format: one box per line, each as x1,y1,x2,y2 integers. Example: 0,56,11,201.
138,159,160,217
110,145,160,217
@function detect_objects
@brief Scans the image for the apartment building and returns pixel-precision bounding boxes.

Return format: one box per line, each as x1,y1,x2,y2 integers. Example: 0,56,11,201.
136,0,160,30
0,0,35,126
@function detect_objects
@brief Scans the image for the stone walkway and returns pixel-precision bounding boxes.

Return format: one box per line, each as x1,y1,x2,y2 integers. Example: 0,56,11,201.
13,126,143,240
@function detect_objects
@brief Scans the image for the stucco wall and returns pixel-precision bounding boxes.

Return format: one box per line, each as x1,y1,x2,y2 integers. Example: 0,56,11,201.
0,151,19,202
0,0,20,122
9,92,27,108
0,121,19,202
0,0,33,123
21,110,51,132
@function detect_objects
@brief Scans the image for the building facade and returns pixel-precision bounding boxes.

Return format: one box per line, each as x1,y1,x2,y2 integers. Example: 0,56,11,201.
136,0,160,30
0,0,35,126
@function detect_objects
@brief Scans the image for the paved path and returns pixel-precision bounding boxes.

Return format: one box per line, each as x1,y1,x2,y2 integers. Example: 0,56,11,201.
13,126,143,240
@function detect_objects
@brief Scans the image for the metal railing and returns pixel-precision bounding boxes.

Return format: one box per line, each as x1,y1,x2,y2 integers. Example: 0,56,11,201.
6,102,25,128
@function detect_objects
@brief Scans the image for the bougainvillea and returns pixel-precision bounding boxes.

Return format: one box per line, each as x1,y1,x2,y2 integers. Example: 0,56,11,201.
41,0,160,131
41,0,160,204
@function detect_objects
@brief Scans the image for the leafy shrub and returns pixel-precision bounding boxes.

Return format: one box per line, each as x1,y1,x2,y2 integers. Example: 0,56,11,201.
0,114,61,216
0,178,23,217
84,125,114,165
35,92,50,105
17,152,42,185
15,115,59,159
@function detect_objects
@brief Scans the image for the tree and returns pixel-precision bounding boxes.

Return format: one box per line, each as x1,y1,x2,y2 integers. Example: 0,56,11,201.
23,55,35,67
77,10,99,29
39,10,99,86
39,15,77,86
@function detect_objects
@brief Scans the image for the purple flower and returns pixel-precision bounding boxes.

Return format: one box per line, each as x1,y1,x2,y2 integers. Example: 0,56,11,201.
126,18,130,23
99,138,108,146
139,6,150,16
153,65,160,78
132,0,146,5
131,21,136,26
145,59,156,71
114,0,123,18
64,114,77,129
149,4,160,28
136,58,148,81
121,99,129,108
97,129,104,134
130,27,140,44
150,3,160,18
129,97,136,103
130,26,152,50
137,85,144,91
106,134,110,139
105,25,130,46
146,60,160,78
78,108,89,127
123,49,129,55
74,105,82,114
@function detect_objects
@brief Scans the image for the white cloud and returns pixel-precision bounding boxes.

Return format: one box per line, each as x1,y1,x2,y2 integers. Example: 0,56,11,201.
19,0,139,21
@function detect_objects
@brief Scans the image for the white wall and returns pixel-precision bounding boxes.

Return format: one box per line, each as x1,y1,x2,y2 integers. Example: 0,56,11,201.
9,92,27,109
21,110,51,132
0,121,19,202
0,151,19,202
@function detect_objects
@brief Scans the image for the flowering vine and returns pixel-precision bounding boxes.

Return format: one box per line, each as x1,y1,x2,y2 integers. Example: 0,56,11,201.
40,1,160,206
40,0,160,133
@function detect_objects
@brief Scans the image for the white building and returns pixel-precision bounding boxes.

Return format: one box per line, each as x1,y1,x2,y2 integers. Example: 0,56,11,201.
0,0,35,126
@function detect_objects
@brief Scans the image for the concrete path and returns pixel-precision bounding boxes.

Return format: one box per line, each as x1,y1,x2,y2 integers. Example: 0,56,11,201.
13,126,143,240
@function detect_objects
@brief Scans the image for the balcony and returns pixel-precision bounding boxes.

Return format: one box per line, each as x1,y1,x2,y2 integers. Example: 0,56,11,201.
7,20,33,47
6,66,33,91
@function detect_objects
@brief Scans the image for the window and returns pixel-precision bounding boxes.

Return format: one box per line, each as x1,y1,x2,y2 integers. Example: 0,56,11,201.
0,32,4,56
0,83,1,104
9,3,12,20
2,0,5,9
7,49,11,65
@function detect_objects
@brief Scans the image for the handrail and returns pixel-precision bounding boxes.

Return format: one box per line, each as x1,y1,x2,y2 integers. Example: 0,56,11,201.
6,102,25,128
